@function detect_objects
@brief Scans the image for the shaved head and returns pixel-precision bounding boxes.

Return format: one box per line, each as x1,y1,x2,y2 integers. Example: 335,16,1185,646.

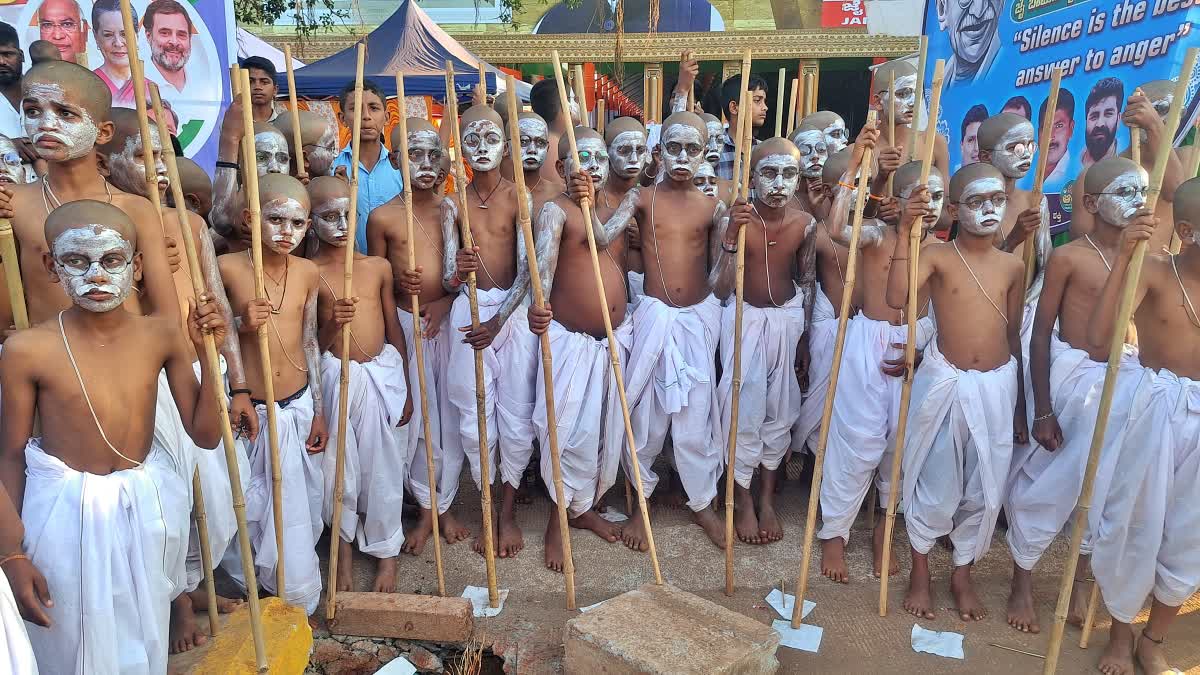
892,161,944,197
175,156,212,216
46,199,136,248
460,104,504,130
24,60,111,122
494,94,515,127
977,112,1032,150
949,162,1004,202
661,111,708,144
802,111,844,129
98,107,151,157
822,147,855,184
699,112,721,127
604,116,646,145
258,173,310,210
1175,177,1200,227
243,122,290,176
558,126,604,161
392,116,439,148
751,137,801,166
273,110,332,153
873,60,916,94
306,175,349,204
1084,156,1143,194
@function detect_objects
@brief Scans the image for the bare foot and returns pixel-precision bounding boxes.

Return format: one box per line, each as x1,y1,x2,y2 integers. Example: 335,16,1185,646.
169,594,208,655
497,508,524,558
820,537,849,583
372,556,399,593
903,550,936,619
472,510,499,558
950,564,987,621
402,508,434,555
691,506,726,548
621,505,651,552
188,589,243,614
872,519,899,578
1006,564,1040,633
734,486,763,544
336,539,354,592
1067,556,1092,627
570,509,623,542
1135,630,1176,675
758,469,784,542
544,515,565,572
439,509,471,544
1099,622,1135,675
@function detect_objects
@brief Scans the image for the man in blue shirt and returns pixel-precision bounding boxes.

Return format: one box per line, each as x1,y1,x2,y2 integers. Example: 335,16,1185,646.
332,78,403,252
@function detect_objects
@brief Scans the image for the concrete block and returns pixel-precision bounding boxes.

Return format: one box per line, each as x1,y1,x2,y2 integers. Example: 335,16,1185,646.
174,597,313,674
328,592,474,642
564,584,780,675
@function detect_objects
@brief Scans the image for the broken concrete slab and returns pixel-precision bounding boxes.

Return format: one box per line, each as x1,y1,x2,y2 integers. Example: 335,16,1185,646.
564,583,780,674
328,592,474,642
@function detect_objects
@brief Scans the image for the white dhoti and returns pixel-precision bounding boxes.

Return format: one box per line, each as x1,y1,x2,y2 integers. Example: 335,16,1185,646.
150,369,200,597
1005,336,1143,570
243,386,322,614
399,307,463,514
625,294,722,511
533,317,633,517
792,286,837,455
816,312,935,543
0,572,36,674
717,290,807,489
627,271,645,299
320,345,410,559
446,289,538,491
1092,369,1200,623
901,340,1018,566
21,438,190,674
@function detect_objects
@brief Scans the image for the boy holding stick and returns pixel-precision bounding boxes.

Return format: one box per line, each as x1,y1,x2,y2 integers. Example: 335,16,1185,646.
310,175,414,592
887,162,1026,621
870,60,949,180
274,109,339,179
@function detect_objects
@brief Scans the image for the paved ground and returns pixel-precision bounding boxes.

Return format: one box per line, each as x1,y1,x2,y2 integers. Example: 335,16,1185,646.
174,461,1200,673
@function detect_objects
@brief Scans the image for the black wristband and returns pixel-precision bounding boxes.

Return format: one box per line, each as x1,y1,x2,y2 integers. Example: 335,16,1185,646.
229,388,252,396
215,161,240,171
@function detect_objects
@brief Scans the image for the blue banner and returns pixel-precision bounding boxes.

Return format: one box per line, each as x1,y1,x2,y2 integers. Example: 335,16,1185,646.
922,0,1199,233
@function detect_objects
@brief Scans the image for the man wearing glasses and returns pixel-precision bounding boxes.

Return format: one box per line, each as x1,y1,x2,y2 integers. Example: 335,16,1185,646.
37,0,88,65
936,0,1001,86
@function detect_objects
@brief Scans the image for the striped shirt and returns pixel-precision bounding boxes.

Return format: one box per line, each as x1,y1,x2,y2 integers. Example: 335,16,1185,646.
717,124,758,180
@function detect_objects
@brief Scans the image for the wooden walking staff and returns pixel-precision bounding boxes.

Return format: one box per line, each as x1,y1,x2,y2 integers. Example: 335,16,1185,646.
504,74,578,609
445,61,501,607
148,83,269,671
886,71,896,195
685,50,696,112
878,59,946,617
573,65,589,127
392,72,448,597
786,78,799,136
775,67,786,137
722,48,752,596
478,61,490,107
909,36,928,162
1025,68,1062,293
803,72,816,117
0,220,27,330
283,45,307,181
326,43,367,621
1043,47,1197,675
789,108,879,624
550,49,663,584
240,67,288,595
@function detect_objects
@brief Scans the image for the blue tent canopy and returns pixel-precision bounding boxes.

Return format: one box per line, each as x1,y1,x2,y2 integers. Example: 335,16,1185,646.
275,0,500,101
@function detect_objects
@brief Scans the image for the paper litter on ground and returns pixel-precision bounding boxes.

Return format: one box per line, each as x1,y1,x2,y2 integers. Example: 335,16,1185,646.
579,600,606,612
462,585,510,617
376,655,417,675
772,619,823,653
911,623,965,659
599,509,629,523
766,588,815,621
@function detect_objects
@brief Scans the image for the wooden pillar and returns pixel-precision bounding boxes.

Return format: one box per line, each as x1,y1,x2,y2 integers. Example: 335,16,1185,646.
799,59,820,118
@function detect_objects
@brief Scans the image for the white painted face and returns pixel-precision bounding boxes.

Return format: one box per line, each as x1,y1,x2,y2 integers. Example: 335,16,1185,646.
1095,168,1149,228
823,119,848,153
518,117,550,171
754,154,801,208
704,120,724,166
900,173,946,228
1149,92,1173,121
306,125,338,176
882,74,917,124
462,119,505,172
22,81,99,162
609,130,648,179
0,137,25,184
661,123,705,181
956,176,1007,235
568,137,609,186
109,127,168,199
312,196,350,246
407,130,443,190
260,197,308,254
52,225,135,312
991,121,1036,178
693,162,718,197
793,129,829,178
255,131,290,176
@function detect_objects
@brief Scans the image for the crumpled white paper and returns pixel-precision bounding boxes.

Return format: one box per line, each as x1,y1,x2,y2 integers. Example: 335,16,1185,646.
375,655,417,675
461,585,510,617
766,589,815,622
910,623,965,659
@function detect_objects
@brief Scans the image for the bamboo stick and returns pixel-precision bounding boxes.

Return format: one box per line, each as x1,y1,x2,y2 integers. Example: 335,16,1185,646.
1026,68,1062,293
326,43,366,622
574,64,589,126
230,64,242,99
446,61,500,607
479,61,490,107
283,45,307,180
504,75,577,608
723,49,752,596
551,49,662,585
786,78,799,136
886,71,896,196
775,67,786,138
656,70,664,124
1043,47,1196,675
191,470,220,636
1078,581,1101,648
149,81,268,672
685,50,696,113
596,98,606,135
791,110,879,626
239,67,287,597
803,72,816,117
878,59,946,617
392,72,447,596
910,36,928,163
0,220,26,330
